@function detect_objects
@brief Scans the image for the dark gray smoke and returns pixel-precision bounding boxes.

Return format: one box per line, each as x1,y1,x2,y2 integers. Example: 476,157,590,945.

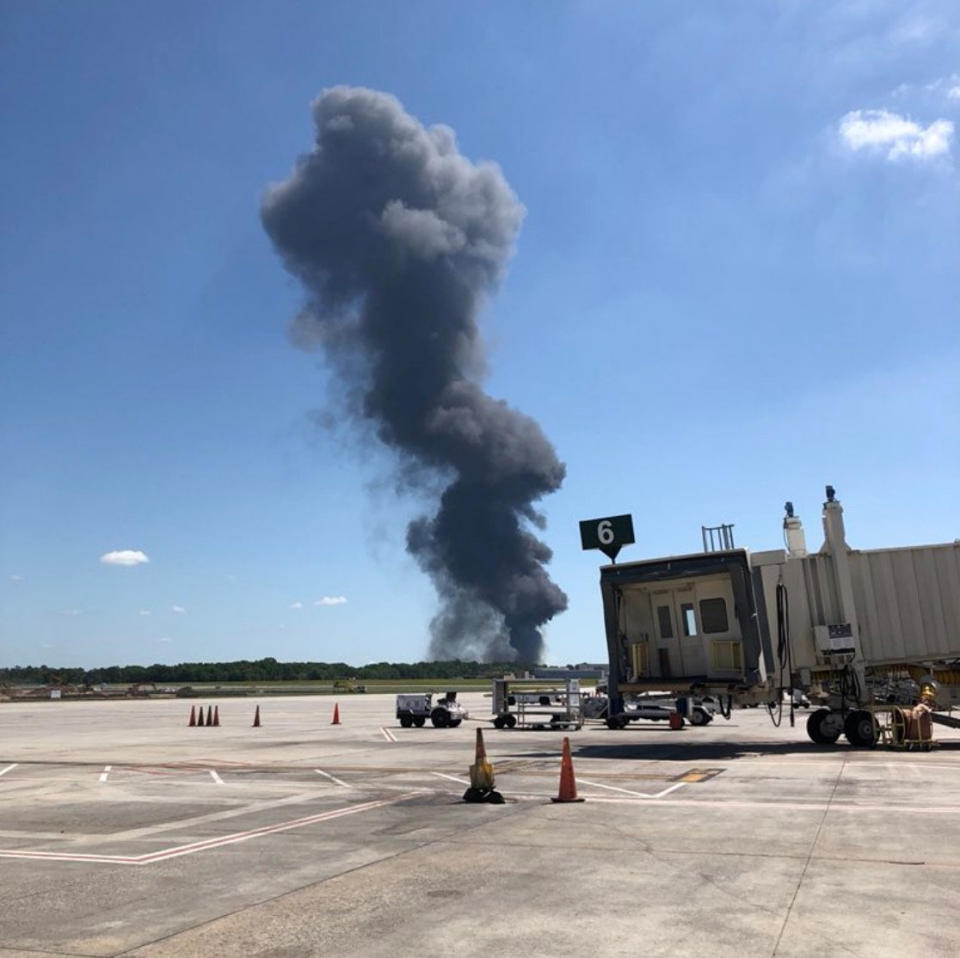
261,87,567,662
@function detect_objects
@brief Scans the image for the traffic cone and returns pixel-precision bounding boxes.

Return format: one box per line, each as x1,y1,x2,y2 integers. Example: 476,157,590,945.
188,705,196,727
213,706,220,727
197,706,205,727
464,728,503,803
252,705,261,727
206,705,214,726
331,703,341,725
551,736,585,803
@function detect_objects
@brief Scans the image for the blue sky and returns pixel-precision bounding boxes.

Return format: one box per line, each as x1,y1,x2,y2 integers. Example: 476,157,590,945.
2,1,958,669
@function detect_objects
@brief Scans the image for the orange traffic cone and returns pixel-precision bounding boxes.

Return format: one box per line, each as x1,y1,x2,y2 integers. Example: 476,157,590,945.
552,736,584,803
331,703,341,725
213,706,220,727
252,705,261,727
188,705,196,727
197,706,205,727
206,705,214,726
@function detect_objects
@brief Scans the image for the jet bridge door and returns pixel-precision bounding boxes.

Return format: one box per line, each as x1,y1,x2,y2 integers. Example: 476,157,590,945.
649,576,739,679
649,583,707,678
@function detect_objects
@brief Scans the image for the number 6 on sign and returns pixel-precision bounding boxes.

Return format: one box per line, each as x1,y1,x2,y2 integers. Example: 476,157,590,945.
579,514,635,562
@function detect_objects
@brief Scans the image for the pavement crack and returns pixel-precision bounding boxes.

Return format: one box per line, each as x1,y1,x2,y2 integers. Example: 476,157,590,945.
771,752,855,958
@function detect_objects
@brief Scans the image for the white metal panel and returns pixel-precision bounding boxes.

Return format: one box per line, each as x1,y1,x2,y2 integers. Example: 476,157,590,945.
850,544,960,662
756,543,960,670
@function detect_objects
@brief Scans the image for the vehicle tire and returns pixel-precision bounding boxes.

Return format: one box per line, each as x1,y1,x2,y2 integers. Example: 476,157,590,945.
844,709,877,748
449,719,462,728
413,716,425,727
430,707,450,728
806,708,841,744
399,715,413,728
493,716,506,729
504,714,517,729
689,708,708,726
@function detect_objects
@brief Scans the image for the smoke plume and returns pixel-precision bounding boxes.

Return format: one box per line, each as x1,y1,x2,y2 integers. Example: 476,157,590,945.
261,87,567,662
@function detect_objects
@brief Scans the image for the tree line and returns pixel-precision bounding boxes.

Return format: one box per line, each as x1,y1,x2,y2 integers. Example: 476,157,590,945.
0,658,538,687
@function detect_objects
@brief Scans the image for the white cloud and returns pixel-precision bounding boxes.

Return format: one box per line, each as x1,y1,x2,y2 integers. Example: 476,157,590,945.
919,74,960,99
100,549,150,566
9,574,23,582
289,601,304,609
59,608,82,616
172,605,186,614
839,109,953,160
314,596,347,606
138,609,152,616
159,636,172,643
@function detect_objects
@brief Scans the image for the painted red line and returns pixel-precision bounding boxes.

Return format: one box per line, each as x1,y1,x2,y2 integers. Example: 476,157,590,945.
0,794,416,866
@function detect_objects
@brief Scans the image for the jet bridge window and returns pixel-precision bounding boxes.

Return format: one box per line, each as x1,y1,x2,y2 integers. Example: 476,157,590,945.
656,605,673,639
699,597,729,634
680,603,697,637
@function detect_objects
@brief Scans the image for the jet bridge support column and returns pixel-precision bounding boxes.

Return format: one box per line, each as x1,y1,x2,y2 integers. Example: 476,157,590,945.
821,487,866,698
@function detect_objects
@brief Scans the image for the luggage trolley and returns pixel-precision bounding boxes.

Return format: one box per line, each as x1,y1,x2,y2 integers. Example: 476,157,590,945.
491,678,584,730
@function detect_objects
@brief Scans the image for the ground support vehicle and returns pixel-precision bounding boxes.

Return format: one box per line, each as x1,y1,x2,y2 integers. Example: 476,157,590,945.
395,692,468,728
490,678,583,730
596,486,960,749
589,693,715,729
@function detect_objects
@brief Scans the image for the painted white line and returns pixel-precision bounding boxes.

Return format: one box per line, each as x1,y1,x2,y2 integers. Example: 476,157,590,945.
578,777,687,799
0,764,18,777
432,771,469,785
99,765,111,783
315,768,351,788
380,726,397,743
0,794,417,866
209,770,224,785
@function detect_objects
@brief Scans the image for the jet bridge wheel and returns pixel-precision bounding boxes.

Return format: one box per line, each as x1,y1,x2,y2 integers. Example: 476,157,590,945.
806,708,843,744
844,709,878,748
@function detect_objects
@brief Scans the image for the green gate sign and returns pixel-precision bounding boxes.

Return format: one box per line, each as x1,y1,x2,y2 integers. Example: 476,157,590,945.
579,514,635,562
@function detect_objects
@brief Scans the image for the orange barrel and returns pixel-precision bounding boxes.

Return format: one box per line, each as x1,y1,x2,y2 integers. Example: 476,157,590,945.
910,705,932,742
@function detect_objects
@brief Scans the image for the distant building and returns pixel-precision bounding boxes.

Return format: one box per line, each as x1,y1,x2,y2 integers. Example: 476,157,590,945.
532,663,608,681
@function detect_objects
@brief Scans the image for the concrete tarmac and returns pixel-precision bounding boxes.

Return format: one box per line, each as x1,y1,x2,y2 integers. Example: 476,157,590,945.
1,693,959,957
